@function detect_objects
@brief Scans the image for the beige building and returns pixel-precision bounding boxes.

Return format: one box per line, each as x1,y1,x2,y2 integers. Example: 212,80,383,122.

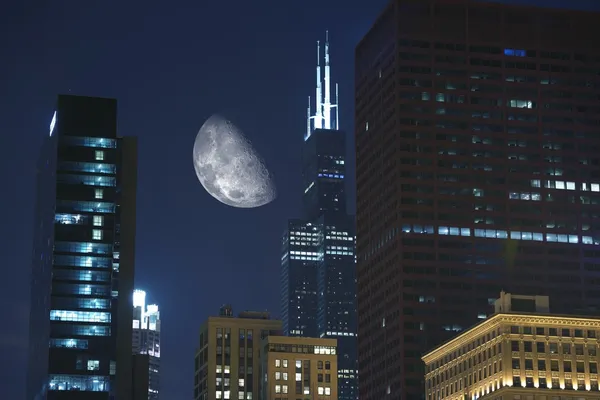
259,335,338,400
194,305,282,400
422,292,600,400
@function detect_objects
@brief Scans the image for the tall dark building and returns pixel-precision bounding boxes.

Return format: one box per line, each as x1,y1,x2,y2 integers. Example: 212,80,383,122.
27,95,138,399
280,32,358,400
355,1,600,400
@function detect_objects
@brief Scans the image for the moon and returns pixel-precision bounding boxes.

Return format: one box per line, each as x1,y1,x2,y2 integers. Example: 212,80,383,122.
193,114,276,208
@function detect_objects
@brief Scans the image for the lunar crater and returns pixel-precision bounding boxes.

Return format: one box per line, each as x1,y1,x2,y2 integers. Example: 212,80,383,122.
193,114,276,208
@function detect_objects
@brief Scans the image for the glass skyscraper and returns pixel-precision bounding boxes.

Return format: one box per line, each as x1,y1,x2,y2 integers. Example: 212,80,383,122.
133,290,161,399
27,95,138,399
280,33,358,400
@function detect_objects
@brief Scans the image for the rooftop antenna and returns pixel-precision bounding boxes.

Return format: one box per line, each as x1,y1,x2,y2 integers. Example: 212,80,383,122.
335,83,339,130
315,40,323,130
306,96,311,140
323,31,331,129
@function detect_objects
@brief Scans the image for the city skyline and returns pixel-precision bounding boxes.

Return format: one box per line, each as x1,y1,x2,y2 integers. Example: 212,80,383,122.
3,0,600,399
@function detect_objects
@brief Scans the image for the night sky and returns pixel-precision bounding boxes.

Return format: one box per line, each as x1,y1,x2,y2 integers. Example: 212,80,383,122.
1,0,599,398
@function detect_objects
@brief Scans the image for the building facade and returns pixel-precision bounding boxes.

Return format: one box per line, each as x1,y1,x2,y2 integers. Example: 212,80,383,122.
355,1,600,399
280,32,358,400
27,94,138,399
422,293,600,400
194,308,282,400
133,289,161,399
259,335,338,400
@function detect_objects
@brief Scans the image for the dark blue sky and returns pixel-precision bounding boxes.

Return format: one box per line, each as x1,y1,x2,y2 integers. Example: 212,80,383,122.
1,0,599,398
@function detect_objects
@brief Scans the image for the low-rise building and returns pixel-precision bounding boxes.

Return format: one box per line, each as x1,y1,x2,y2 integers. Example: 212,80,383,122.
259,335,338,400
422,292,600,400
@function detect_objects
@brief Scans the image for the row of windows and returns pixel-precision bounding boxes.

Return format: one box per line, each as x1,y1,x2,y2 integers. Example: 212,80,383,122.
400,129,599,142
53,255,112,269
52,283,111,296
397,75,600,90
51,324,110,336
399,40,600,64
398,60,600,75
512,358,599,373
54,241,112,255
52,297,110,310
56,200,115,214
511,340,598,356
57,174,116,187
59,161,116,174
48,374,110,392
52,269,111,282
55,214,105,226
214,391,252,399
510,326,598,338
364,222,600,262
61,136,116,149
49,310,111,323
49,338,89,349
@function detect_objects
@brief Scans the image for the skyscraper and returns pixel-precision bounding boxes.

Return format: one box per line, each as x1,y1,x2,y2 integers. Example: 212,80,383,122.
354,1,600,399
133,289,161,399
27,94,138,399
280,32,358,400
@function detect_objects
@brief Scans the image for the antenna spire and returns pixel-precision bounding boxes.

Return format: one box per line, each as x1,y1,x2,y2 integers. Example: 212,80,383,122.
305,31,339,141
315,41,323,130
323,30,331,130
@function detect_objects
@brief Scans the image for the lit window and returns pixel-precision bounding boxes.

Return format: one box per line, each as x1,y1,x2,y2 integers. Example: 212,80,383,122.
224,390,230,399
282,359,288,368
296,373,302,381
92,230,103,240
216,392,222,399
87,360,99,371
318,387,324,395
275,359,281,367
216,365,222,374
95,151,105,161
282,372,288,381
238,378,244,387
93,215,104,227
95,189,103,199
282,385,288,394
238,393,244,400
224,365,230,374
275,372,281,380
275,385,281,393
325,387,331,395
296,360,302,368
246,393,252,400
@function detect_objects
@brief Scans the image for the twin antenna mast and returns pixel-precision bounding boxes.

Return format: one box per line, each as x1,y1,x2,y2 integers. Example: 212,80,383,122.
306,31,339,141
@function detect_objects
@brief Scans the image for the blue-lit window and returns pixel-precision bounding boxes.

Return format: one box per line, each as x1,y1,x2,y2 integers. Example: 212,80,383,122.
52,297,111,310
57,174,116,187
59,162,116,174
54,241,112,254
55,213,87,225
53,255,112,269
52,324,111,337
52,283,111,296
52,269,111,282
61,136,117,149
49,338,89,349
504,48,526,57
50,310,111,323
48,374,110,391
56,200,115,214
